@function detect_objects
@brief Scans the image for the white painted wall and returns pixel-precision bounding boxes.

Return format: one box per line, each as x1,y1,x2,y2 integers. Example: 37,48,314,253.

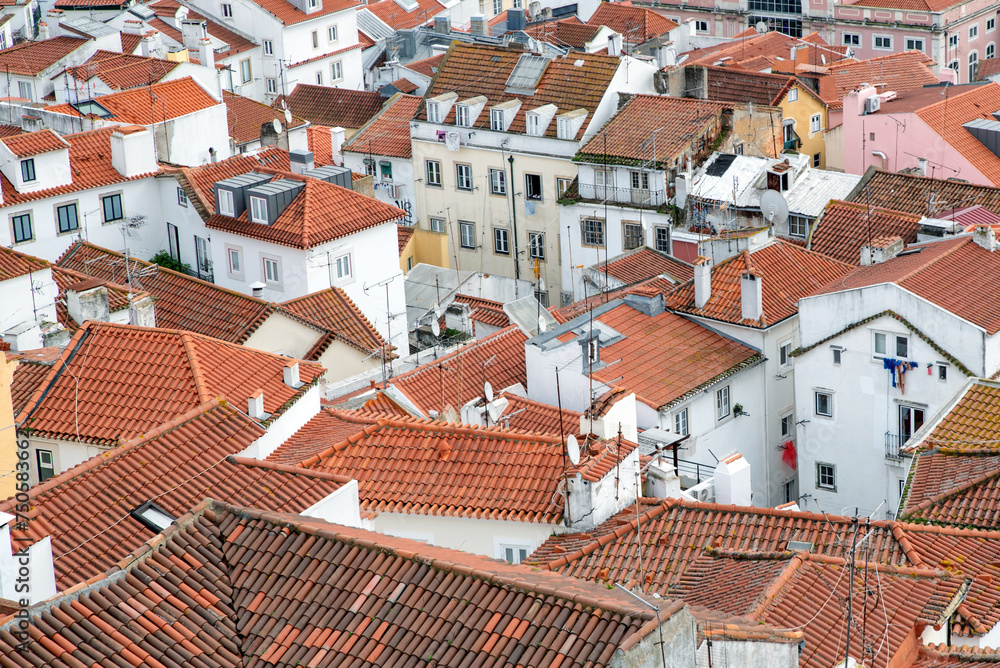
0,270,58,337
342,151,416,226
240,382,321,460
373,511,558,559
301,478,363,527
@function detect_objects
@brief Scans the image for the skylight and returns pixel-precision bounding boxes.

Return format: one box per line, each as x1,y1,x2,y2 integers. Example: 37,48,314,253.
505,54,549,96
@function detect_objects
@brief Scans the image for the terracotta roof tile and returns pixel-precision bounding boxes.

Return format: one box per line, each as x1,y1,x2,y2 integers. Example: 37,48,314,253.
497,392,581,434
61,49,180,90
306,123,334,164
50,265,137,330
244,0,359,24
223,90,307,146
451,293,511,329
47,76,219,123
386,76,417,92
1,399,347,590
808,199,922,265
686,31,846,70
851,168,1000,216
843,0,962,12
577,94,729,167
597,247,694,285
979,57,1000,81
421,43,621,140
277,84,384,128
666,240,852,327
179,145,291,218
0,498,683,666
17,321,324,445
0,36,88,76
814,235,1000,334
820,50,938,109
914,646,1000,667
120,32,142,54
912,83,1000,185
404,52,443,77
0,128,68,156
396,222,414,255
7,352,55,415
523,18,601,49
0,244,48,280
365,0,440,29
343,93,421,159
702,65,796,106
281,287,386,353
586,2,677,41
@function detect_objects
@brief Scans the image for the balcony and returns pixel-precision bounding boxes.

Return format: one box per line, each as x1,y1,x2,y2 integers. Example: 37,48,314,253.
575,182,669,207
885,432,903,460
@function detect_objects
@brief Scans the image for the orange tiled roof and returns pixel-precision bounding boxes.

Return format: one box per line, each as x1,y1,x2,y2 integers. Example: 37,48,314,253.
245,0,359,24
0,244,48,281
280,287,386,354
180,146,291,219
47,76,219,123
119,32,142,54
577,94,728,167
205,173,405,249
61,50,180,90
0,128,68,157
914,83,1000,185
277,84,384,128
523,18,600,49
387,324,527,414
497,392,581,434
586,2,677,42
666,240,853,327
396,222,414,255
979,57,1000,81
404,52,443,77
0,36,88,76
808,199,922,265
451,293,510,329
223,90,307,146
386,76,417,93
851,168,1000,216
7,351,56,415
50,265,137,330
819,50,938,109
2,399,348,590
366,0,440,29
343,93,421,159
685,31,846,70
306,123,334,164
914,646,1000,666
0,497,685,667
17,321,324,445
843,0,962,12
421,43,620,140
598,247,694,285
702,65,796,106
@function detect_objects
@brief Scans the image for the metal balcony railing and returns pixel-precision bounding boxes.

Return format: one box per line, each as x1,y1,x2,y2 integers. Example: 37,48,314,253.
885,432,903,460
576,182,669,207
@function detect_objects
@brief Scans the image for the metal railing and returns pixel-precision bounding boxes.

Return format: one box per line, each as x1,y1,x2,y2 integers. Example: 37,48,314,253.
885,432,903,460
576,182,669,207
675,457,715,485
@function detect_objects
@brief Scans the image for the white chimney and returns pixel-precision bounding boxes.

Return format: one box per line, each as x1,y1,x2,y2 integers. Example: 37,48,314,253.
330,127,345,165
38,22,49,41
181,19,206,51
740,272,762,321
694,256,712,308
283,361,302,388
250,281,265,297
607,34,621,57
198,37,215,70
122,19,144,35
45,9,63,37
470,15,487,35
140,32,155,57
714,453,751,506
248,390,266,419
974,226,997,252
67,282,110,325
110,126,158,178
918,157,928,177
860,236,905,265
174,5,189,26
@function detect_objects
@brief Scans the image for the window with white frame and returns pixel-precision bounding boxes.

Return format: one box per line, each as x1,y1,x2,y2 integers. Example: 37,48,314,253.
949,33,959,47
815,390,833,417
989,42,996,60
426,101,441,123
623,222,642,250
874,34,892,49
218,189,234,216
831,346,843,365
331,61,342,81
813,153,821,168
492,0,501,13
810,114,821,133
429,217,445,233
557,177,572,197
716,386,730,420
816,462,836,490
489,168,506,195
240,58,251,83
937,363,948,381
262,256,281,287
535,290,548,307
335,253,352,279
500,544,529,564
557,117,571,139
581,217,604,247
695,19,708,32
494,227,509,254
226,245,243,279
970,51,979,80
779,340,792,368
528,232,544,260
526,113,540,136
311,30,318,48
949,60,960,72
873,331,908,359
456,163,472,190
221,2,232,17
425,160,442,186
788,215,808,237
315,71,323,85
525,173,542,201
989,18,995,31
328,25,338,41
263,39,273,55
249,196,268,223
457,104,470,127
266,78,277,94
970,24,979,39
787,87,798,102
654,226,669,253
843,33,860,46
459,221,475,248
490,108,504,131
674,407,689,436
780,412,793,439
905,37,924,51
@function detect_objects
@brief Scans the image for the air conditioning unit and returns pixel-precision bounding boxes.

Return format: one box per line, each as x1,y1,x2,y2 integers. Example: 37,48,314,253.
865,95,881,114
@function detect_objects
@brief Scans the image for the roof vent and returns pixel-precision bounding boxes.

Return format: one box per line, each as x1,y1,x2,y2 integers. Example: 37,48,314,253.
787,540,814,552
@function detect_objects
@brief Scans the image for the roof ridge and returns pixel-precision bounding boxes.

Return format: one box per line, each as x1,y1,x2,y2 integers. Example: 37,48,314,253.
906,467,1000,516
892,236,972,285
746,553,804,620
179,332,212,404
227,455,355,484
14,326,86,425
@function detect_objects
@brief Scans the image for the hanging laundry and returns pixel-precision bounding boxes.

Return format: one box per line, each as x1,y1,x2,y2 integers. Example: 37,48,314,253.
883,358,918,393
781,441,796,470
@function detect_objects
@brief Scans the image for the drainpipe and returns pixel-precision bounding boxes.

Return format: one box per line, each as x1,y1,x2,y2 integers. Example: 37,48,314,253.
507,154,520,280
871,150,887,170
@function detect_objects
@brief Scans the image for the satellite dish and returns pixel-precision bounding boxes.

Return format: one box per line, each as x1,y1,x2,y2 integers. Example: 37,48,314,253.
755,20,769,33
272,119,283,134
283,108,293,124
566,434,580,466
431,320,441,336
759,190,789,226
484,381,494,402
537,316,547,333
538,277,546,291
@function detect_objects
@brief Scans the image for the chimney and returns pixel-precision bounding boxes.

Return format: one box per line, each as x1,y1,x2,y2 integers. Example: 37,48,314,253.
694,256,712,308
917,157,927,177
607,34,622,57
974,226,997,252
470,15,487,35
740,272,762,321
181,19,206,51
283,360,302,388
250,281,265,297
198,37,215,70
860,236,905,265
289,149,315,175
110,126,158,178
330,126,345,165
433,16,451,33
38,22,49,41
714,454,751,506
122,19,144,36
140,31,155,57
248,390,266,419
66,282,110,325
45,9,63,37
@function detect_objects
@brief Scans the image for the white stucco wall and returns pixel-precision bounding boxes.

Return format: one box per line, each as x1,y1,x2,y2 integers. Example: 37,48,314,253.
373,511,558,560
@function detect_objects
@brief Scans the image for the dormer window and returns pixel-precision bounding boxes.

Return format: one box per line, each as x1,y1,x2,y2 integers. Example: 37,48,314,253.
557,117,570,139
218,189,235,216
457,105,470,127
526,114,539,136
427,100,441,123
250,195,268,223
20,158,35,183
490,108,504,131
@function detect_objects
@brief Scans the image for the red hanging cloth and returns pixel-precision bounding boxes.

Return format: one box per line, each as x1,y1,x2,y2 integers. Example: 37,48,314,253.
782,441,797,470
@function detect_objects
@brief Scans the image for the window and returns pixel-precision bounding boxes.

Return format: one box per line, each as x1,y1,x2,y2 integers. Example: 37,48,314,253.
816,462,836,490
788,215,807,237
266,77,277,94
906,37,924,51
525,173,542,201
831,346,843,365
501,545,529,564
989,43,996,60
734,141,744,155
490,108,504,131
527,114,540,135
456,163,472,190
11,212,31,243
177,187,188,207
494,227,509,254
630,170,649,193
379,161,392,181
311,30,319,48
695,20,708,32
970,51,979,81
843,33,860,46
429,217,445,233
262,256,281,287
778,341,792,367
425,160,442,186
716,386,730,421
56,203,79,234
227,246,242,276
813,152,821,168
489,168,506,195
457,105,470,127
240,59,251,83
528,231,544,260
196,234,210,278
970,24,978,39
426,101,441,123
36,449,54,483
330,61,342,81
949,33,959,47
315,71,323,85
221,3,232,17
535,290,548,307
938,363,948,381
782,478,797,504
327,25,338,41
263,39,273,55
20,158,35,183
492,0,501,14
870,132,876,141
780,412,793,438
594,167,612,191
873,331,908,359
167,223,180,263
335,253,352,279
363,159,375,177
100,193,123,223
623,222,642,250
949,60,960,73
654,226,669,253
557,177,572,197
787,88,798,102
899,404,925,443
810,114,821,133
17,81,31,100
989,18,995,31
249,196,268,223
581,217,604,247
674,408,689,436
873,35,892,49
557,117,571,139
815,391,833,417
460,221,475,248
